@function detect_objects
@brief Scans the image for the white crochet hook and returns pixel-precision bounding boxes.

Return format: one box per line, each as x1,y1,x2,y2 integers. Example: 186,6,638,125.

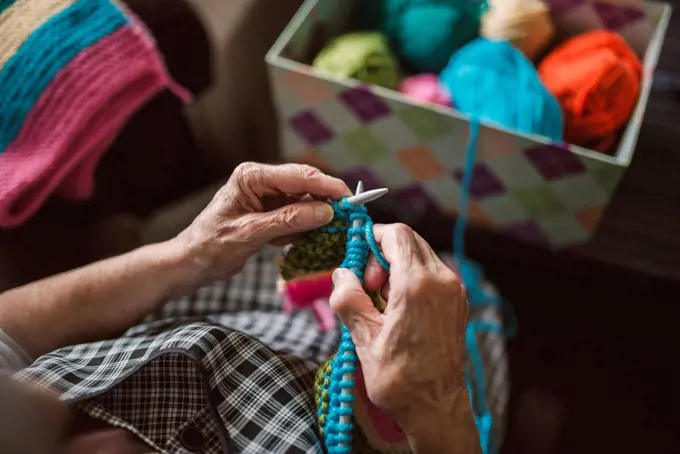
337,181,388,442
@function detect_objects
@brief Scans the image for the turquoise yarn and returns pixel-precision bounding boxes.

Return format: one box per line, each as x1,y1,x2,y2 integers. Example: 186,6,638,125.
378,0,484,73
321,198,389,453
455,120,517,454
321,192,514,454
440,38,564,141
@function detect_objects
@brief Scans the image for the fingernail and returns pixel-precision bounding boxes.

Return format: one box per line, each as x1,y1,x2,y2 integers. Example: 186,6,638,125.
315,204,334,224
332,268,344,284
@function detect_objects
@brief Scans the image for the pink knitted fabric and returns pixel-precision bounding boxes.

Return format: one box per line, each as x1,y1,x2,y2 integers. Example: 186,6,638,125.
0,12,189,228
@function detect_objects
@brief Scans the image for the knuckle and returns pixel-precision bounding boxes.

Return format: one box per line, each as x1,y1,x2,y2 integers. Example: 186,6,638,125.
279,206,303,229
299,164,322,179
441,268,463,291
234,161,259,176
280,163,321,182
389,223,414,243
234,162,265,185
411,270,437,294
329,273,361,306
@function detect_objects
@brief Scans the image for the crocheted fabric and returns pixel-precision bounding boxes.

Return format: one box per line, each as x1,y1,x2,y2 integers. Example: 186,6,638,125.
0,0,189,228
279,200,410,453
278,198,512,454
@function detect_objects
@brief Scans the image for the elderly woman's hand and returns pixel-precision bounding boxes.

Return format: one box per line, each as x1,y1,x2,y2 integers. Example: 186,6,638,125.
178,162,351,284
330,224,481,453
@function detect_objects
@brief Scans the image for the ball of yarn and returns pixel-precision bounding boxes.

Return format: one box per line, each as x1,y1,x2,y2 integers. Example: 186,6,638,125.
481,0,555,61
381,0,482,73
538,30,642,152
440,38,564,141
400,74,452,106
313,32,400,90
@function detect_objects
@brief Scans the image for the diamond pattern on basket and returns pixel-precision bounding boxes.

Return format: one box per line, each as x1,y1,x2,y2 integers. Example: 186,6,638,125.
396,106,454,140
546,0,588,14
593,1,646,29
397,145,447,182
590,166,624,192
524,145,587,180
290,111,334,146
339,86,391,123
575,206,605,233
282,71,334,105
503,221,552,247
512,184,570,217
342,128,389,163
453,163,506,199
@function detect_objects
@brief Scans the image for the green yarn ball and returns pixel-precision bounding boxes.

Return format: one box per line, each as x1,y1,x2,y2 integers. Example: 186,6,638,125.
313,32,401,90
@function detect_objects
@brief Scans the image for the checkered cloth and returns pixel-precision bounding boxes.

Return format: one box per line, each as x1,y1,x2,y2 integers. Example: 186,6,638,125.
13,247,509,453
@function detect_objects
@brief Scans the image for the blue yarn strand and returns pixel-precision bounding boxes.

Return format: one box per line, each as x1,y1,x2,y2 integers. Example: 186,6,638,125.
454,120,513,454
454,120,480,259
321,198,390,453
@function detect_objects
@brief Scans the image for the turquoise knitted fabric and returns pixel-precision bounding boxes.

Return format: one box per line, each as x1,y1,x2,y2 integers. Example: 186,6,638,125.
318,198,389,453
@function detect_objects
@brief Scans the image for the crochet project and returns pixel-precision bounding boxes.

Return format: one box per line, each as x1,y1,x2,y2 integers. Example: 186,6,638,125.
0,0,190,228
278,125,513,454
279,199,404,453
278,198,509,453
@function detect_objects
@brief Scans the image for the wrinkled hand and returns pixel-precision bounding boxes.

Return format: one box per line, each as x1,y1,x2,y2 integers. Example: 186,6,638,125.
330,224,469,435
179,162,351,284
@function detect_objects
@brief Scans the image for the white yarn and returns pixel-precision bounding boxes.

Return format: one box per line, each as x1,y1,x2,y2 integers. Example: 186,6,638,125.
481,0,555,61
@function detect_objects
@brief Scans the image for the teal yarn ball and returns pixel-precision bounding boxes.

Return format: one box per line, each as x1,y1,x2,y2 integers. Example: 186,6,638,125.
382,0,482,73
440,38,564,141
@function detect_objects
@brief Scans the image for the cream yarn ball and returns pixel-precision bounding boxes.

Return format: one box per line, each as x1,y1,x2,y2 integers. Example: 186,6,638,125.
481,0,555,61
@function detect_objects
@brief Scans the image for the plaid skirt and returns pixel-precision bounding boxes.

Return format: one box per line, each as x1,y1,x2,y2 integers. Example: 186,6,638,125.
14,247,511,453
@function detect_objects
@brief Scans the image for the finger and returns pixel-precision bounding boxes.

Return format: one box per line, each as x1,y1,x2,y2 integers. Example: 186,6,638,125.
412,230,442,267
380,280,391,303
261,194,304,212
246,201,335,243
371,223,427,270
363,255,389,292
235,162,351,201
269,233,300,247
330,268,383,347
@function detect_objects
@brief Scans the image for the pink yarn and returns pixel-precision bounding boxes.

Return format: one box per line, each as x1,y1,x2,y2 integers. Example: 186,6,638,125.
400,74,452,106
354,366,408,444
0,26,189,228
281,272,336,331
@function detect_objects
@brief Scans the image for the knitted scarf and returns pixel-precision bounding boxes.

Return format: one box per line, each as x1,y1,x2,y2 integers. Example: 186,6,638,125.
0,0,189,228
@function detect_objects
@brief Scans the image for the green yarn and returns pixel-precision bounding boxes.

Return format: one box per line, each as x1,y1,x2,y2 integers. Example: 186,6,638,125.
315,358,332,436
279,220,347,281
313,32,401,90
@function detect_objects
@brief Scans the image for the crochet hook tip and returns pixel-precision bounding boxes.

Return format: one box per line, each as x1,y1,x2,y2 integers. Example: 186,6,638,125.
346,188,388,206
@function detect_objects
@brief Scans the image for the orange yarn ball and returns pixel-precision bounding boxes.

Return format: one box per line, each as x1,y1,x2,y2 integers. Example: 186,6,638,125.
538,30,642,152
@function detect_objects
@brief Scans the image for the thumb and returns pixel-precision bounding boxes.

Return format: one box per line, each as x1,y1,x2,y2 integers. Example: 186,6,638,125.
249,201,334,243
330,268,382,347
